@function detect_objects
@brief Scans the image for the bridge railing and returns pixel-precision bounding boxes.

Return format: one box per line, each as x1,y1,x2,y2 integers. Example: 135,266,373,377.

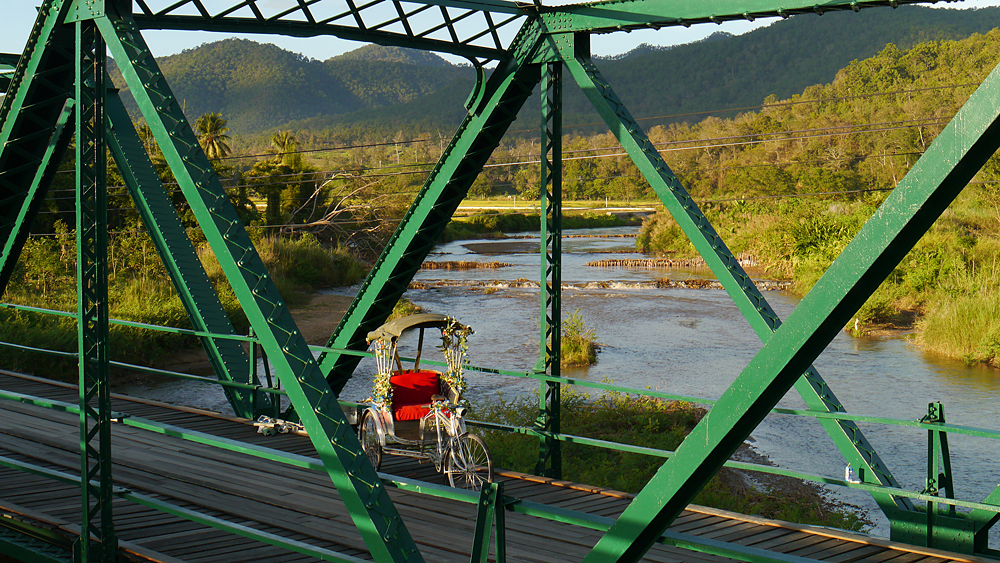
2,301,999,560
0,375,821,563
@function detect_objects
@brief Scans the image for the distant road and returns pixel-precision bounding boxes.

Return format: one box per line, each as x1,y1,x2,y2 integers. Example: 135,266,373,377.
457,205,658,213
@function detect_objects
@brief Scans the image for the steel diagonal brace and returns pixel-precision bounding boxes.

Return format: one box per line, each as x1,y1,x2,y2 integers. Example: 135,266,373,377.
318,20,545,392
104,88,261,419
131,16,509,61
0,0,76,294
973,488,1000,550
579,49,1000,563
96,14,423,563
562,47,911,516
0,100,75,296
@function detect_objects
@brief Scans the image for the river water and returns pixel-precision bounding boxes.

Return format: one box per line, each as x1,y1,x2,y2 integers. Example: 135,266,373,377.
119,226,1000,544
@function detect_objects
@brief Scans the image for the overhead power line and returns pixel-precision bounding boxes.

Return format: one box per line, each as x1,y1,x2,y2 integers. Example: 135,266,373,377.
48,80,974,172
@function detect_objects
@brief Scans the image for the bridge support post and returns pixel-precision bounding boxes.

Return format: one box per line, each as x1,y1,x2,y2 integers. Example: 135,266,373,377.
73,16,117,562
470,481,507,563
923,402,957,548
534,61,563,479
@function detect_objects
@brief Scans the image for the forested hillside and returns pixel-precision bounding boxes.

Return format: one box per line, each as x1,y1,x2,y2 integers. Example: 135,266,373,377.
294,5,1000,143
284,28,1000,363
108,40,467,133
107,5,1000,142
628,29,1000,364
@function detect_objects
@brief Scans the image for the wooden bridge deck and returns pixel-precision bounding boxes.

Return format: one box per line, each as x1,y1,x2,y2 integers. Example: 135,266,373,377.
0,370,991,563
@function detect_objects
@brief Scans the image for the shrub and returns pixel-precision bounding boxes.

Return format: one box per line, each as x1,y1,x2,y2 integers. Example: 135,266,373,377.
561,310,598,366
471,390,867,531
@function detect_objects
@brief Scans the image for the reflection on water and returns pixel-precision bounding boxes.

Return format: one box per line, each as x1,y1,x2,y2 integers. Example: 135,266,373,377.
118,226,1000,543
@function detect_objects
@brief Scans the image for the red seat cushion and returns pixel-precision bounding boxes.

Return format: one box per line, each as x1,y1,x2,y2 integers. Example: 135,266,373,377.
390,370,440,421
393,404,432,421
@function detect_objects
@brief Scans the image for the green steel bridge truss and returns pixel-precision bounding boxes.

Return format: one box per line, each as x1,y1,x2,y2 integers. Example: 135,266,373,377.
1,0,1000,561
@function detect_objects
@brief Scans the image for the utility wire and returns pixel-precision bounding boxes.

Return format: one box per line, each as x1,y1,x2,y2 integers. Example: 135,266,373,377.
51,81,978,173
36,117,943,208
29,145,928,222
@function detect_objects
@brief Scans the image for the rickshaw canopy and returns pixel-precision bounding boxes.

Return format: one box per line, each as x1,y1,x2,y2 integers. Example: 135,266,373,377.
366,313,469,343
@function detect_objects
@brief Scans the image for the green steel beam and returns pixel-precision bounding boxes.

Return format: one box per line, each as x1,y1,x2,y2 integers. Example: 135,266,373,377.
0,54,18,93
74,15,117,562
0,0,76,295
0,453,369,563
96,11,422,561
0,99,75,295
133,16,506,61
470,482,505,563
561,35,911,520
124,492,370,563
540,0,960,35
0,526,72,563
318,19,545,393
534,61,563,479
105,87,263,419
130,0,525,61
975,488,1000,552
579,41,1000,563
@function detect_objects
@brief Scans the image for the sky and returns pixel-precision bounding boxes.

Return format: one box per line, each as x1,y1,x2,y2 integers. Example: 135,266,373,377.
3,0,1000,65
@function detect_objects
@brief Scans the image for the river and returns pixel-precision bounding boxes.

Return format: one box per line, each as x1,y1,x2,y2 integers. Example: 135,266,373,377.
119,225,1000,544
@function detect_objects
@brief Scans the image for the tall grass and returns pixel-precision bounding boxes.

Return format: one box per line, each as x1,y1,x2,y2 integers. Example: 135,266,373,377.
1,233,367,380
917,256,1000,365
198,235,367,307
637,190,1000,367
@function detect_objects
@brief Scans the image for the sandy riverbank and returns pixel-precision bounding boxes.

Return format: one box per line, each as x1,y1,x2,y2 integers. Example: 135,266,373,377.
125,293,354,383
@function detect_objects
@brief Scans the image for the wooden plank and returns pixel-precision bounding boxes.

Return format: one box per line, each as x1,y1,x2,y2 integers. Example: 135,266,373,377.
3,376,989,563
786,537,849,558
551,493,627,512
774,534,839,554
823,544,894,562
695,521,761,541
679,518,748,539
669,515,730,534
716,524,789,545
747,530,813,550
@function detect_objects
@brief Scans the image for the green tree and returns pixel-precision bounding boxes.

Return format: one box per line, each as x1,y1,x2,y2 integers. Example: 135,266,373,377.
270,130,298,163
194,112,232,160
247,159,293,227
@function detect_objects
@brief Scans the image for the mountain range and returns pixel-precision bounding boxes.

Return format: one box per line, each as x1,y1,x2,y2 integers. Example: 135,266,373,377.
109,5,1000,141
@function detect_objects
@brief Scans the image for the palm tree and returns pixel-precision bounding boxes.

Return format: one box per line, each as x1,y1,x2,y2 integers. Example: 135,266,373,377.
194,112,232,160
270,130,298,163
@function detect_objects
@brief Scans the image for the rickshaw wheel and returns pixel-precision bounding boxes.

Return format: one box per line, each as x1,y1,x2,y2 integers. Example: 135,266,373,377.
446,433,493,490
359,410,383,470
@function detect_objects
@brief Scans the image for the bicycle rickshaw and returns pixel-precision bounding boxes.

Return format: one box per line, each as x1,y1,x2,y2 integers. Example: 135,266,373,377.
358,313,494,490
